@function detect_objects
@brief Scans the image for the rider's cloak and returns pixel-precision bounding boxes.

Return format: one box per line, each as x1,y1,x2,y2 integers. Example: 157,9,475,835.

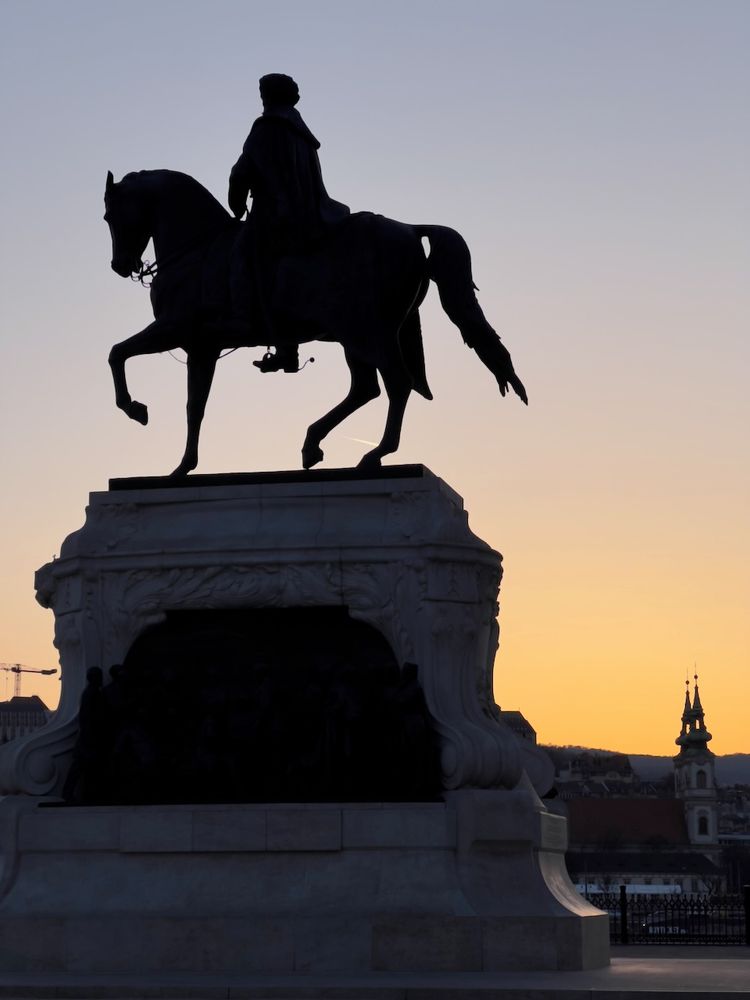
228,108,350,248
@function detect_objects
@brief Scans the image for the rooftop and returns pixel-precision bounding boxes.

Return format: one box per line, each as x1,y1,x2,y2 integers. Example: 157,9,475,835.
566,797,689,846
0,695,49,714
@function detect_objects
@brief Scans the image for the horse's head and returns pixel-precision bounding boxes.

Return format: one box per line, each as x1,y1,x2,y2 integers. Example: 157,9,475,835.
105,169,230,279
104,170,152,278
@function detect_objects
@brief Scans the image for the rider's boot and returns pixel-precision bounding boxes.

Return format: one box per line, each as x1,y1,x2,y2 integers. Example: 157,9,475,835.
253,344,300,373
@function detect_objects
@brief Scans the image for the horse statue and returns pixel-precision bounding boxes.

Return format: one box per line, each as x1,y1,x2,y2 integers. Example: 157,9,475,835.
104,169,527,475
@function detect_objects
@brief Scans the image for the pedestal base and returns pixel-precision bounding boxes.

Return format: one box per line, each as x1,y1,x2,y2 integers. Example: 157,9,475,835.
11,467,541,799
0,469,604,973
0,790,608,973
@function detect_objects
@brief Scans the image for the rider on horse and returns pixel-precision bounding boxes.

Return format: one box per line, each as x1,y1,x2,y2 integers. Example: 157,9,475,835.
228,74,350,373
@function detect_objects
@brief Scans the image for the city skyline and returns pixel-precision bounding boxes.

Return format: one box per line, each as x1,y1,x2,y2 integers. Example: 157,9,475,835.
1,1,747,755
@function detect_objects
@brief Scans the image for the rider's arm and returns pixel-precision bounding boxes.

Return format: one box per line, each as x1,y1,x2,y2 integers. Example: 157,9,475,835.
228,123,262,218
228,153,251,218
228,119,296,223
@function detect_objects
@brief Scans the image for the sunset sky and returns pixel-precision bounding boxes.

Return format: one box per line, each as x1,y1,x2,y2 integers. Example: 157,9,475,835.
1,1,747,756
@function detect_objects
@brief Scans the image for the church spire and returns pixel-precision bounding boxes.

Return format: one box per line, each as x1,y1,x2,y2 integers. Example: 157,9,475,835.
675,672,713,756
692,672,704,713
682,678,691,720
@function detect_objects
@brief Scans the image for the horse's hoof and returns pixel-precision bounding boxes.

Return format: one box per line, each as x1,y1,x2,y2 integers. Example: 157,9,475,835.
169,457,196,478
302,444,324,469
127,400,149,425
357,452,382,472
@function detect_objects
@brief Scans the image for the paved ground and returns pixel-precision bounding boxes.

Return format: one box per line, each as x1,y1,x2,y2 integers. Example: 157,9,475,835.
611,945,750,959
0,954,748,999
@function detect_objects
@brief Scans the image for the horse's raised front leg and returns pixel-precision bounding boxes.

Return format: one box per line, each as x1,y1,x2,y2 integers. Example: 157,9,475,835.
302,352,381,469
357,355,412,471
170,348,220,478
109,320,182,425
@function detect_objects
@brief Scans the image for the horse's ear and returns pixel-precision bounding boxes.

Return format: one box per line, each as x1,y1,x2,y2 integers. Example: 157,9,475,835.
106,170,114,192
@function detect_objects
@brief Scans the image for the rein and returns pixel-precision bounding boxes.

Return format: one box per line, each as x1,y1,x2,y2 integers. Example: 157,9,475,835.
128,228,242,365
166,347,241,366
130,232,218,288
126,218,311,371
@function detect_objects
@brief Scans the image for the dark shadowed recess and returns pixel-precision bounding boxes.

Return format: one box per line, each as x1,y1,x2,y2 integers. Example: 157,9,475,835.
68,607,442,805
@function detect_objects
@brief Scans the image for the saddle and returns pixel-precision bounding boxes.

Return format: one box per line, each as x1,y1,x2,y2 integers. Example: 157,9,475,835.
206,213,377,342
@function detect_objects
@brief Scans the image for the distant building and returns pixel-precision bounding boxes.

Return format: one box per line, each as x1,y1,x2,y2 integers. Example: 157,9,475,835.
546,745,668,801
499,709,537,743
565,797,722,894
673,676,719,852
563,677,724,894
0,695,51,744
719,787,750,840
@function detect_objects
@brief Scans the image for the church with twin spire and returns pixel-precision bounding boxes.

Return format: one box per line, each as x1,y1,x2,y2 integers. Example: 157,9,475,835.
562,675,724,894
674,675,719,851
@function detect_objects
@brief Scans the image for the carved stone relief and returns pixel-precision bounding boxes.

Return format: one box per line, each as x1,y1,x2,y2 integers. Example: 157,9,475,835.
3,471,526,797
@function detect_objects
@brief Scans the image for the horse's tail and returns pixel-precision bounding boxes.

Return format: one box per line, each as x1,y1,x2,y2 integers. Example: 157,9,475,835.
414,225,527,404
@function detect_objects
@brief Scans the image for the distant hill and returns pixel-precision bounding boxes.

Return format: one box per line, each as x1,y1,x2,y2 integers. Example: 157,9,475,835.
625,754,674,780
542,746,750,787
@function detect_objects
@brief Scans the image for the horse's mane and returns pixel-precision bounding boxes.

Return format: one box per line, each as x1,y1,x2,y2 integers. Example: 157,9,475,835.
119,169,230,225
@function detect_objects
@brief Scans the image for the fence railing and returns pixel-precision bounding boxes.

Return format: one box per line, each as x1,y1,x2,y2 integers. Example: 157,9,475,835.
586,886,750,945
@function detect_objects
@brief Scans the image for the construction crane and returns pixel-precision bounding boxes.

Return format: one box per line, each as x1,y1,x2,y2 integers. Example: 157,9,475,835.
0,663,58,698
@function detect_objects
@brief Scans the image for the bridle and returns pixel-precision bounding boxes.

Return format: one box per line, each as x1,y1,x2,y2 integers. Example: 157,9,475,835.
129,229,221,288
131,260,158,287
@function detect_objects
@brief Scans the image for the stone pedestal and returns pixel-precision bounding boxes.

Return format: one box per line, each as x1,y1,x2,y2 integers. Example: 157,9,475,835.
0,466,608,972
0,793,606,973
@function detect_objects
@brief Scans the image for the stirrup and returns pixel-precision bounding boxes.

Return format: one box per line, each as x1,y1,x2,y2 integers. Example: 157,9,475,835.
252,349,299,374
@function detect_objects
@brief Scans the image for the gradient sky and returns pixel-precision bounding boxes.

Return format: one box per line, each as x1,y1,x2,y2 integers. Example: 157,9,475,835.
1,1,747,755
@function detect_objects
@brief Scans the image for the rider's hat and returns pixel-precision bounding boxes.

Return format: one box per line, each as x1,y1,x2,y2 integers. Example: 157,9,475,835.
259,74,300,107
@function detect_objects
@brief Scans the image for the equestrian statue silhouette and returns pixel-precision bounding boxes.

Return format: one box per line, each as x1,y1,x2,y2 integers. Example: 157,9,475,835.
105,77,526,476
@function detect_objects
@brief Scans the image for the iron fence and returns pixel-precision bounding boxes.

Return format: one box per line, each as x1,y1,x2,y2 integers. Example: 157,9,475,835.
586,885,750,945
